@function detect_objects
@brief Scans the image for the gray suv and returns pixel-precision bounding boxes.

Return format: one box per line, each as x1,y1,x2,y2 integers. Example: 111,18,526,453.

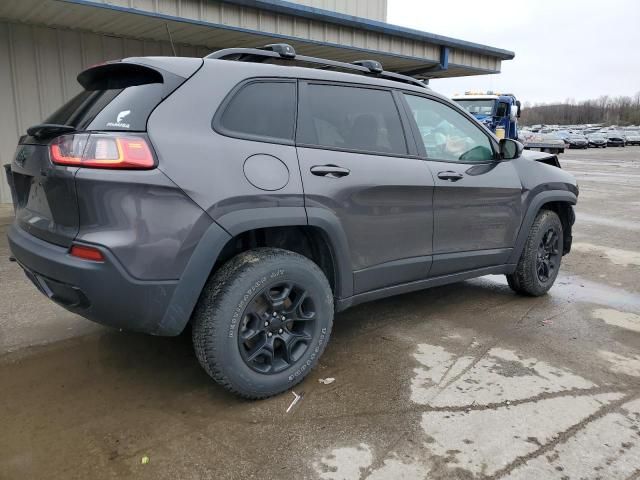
5,44,577,399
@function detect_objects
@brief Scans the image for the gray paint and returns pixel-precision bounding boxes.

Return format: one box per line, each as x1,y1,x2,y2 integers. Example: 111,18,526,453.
0,20,209,204
74,168,213,280
428,160,523,255
6,55,578,337
243,154,290,191
298,146,435,278
9,144,80,247
0,0,513,203
148,61,306,226
7,222,178,334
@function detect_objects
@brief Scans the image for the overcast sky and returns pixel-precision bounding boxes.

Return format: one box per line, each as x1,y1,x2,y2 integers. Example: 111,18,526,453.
387,0,640,104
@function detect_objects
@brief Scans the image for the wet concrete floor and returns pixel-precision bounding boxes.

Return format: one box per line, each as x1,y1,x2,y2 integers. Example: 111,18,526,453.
1,148,639,479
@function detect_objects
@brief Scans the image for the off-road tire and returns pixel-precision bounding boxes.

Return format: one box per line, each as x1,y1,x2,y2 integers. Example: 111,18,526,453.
506,209,563,296
192,248,333,399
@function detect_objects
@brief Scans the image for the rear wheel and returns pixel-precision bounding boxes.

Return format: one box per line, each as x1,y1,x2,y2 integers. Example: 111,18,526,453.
506,210,563,296
192,248,333,399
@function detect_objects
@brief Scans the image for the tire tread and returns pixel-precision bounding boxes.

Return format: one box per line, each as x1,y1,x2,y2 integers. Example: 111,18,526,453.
506,209,562,297
192,248,332,399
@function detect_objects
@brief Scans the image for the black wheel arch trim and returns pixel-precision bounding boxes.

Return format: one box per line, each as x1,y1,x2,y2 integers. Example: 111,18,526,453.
157,207,353,336
305,206,354,300
156,221,231,336
508,190,577,265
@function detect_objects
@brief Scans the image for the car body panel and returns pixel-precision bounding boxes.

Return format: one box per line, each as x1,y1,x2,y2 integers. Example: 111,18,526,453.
74,168,213,280
6,55,579,336
297,146,435,294
147,61,305,229
426,159,522,275
8,143,80,247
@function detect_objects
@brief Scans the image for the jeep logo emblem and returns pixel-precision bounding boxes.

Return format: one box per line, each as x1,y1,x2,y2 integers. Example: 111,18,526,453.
15,147,28,166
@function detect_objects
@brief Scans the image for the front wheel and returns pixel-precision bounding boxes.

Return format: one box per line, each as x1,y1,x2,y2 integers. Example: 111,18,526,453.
192,248,333,399
506,210,563,296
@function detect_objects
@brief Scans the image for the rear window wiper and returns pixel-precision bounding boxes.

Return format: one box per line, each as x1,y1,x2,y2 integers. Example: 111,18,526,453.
26,123,76,139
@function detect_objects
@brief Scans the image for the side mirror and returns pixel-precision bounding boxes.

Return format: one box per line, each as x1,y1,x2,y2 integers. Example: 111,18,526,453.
516,100,522,118
500,138,523,160
510,105,519,120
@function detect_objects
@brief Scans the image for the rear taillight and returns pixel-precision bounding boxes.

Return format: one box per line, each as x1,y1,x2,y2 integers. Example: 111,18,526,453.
50,133,155,169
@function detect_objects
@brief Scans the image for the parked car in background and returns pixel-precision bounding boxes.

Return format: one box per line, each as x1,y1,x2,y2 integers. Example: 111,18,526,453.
566,133,588,149
518,130,566,154
606,131,626,147
623,128,640,146
587,133,607,148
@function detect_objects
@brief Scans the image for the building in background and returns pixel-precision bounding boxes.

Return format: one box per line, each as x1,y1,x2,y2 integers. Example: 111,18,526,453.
0,0,514,203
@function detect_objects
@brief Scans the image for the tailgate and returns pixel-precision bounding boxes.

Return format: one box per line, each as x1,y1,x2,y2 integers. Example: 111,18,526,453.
8,57,203,248
10,143,79,247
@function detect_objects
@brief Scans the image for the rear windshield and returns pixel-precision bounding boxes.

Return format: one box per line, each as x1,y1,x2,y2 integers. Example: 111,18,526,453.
44,64,183,132
45,89,122,129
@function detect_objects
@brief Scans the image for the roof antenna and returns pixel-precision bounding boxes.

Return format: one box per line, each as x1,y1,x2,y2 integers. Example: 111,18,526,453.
165,23,177,56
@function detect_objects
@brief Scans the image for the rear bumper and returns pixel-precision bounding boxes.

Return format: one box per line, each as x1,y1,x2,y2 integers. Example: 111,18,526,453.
8,223,177,335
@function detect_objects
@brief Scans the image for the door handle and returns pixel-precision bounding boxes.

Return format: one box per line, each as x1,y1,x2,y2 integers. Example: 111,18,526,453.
310,165,350,178
437,171,464,182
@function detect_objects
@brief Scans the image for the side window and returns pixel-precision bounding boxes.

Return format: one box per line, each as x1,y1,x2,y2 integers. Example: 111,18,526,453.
217,81,296,142
298,84,407,155
403,94,495,162
496,102,509,117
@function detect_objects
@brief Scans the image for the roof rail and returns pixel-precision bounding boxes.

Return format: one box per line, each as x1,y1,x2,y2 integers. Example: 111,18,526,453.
205,44,427,89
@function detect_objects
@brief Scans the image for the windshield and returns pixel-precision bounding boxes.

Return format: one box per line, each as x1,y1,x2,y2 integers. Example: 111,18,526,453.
454,99,496,115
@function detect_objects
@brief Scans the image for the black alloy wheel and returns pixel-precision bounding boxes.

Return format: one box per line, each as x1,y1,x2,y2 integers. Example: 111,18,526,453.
238,282,317,374
192,248,333,399
506,209,564,296
536,227,561,283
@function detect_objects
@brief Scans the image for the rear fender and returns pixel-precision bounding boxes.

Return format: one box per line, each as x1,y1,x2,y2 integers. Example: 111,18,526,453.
157,206,354,335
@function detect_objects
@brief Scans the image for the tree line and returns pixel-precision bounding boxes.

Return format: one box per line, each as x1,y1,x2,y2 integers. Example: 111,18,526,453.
521,92,640,126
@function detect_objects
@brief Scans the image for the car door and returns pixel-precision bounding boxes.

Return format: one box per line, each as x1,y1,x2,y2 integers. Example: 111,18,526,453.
400,93,523,277
296,81,435,294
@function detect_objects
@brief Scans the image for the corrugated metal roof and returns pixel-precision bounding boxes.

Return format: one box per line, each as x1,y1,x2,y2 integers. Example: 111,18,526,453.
0,0,510,77
227,0,514,59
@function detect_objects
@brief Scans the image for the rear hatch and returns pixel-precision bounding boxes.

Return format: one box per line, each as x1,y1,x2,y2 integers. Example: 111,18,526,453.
6,57,202,247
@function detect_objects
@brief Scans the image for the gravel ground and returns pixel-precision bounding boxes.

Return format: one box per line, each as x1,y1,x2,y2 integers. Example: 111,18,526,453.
0,147,639,480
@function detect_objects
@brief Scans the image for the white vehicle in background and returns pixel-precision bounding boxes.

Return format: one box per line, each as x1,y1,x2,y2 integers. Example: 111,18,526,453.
519,130,566,154
623,128,640,146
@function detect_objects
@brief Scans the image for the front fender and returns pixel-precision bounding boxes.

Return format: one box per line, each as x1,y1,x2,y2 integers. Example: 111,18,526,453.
507,190,577,264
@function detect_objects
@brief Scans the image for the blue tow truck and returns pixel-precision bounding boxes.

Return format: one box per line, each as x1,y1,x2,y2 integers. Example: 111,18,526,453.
452,92,565,154
452,91,521,139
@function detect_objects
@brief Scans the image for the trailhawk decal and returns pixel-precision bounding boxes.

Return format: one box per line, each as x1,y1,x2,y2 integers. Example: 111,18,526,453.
107,110,131,129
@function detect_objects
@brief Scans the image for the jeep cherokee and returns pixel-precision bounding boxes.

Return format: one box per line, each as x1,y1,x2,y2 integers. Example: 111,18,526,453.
5,44,578,399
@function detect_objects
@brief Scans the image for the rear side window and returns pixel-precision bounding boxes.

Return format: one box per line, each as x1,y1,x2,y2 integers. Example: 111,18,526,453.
298,84,407,155
89,83,168,131
216,81,296,142
44,63,183,132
